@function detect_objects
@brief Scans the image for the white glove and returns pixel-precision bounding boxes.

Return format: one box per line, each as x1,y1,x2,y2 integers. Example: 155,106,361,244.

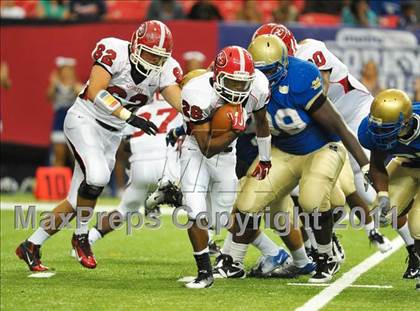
377,191,391,227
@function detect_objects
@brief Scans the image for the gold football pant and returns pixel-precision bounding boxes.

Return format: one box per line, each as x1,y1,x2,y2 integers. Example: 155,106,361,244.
387,158,420,240
235,142,346,214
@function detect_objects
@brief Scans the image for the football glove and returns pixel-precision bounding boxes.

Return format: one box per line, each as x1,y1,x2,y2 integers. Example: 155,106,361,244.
377,192,391,227
166,126,186,146
126,114,158,135
228,106,246,133
251,161,272,180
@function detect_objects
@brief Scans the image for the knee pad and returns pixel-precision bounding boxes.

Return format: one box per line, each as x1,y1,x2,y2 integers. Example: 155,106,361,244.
78,180,104,200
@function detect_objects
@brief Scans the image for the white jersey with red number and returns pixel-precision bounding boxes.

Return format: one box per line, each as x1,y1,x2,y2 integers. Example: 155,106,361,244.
124,92,183,161
71,37,182,130
181,70,269,149
295,39,371,123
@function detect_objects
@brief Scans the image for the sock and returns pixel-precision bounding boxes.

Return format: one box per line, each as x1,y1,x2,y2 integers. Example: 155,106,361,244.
307,227,318,250
304,239,312,249
28,227,50,245
398,223,414,246
318,242,333,256
414,240,420,260
230,241,249,264
75,220,89,235
252,232,278,257
193,247,212,273
221,232,232,255
88,227,103,245
364,220,375,237
208,229,214,243
291,246,311,267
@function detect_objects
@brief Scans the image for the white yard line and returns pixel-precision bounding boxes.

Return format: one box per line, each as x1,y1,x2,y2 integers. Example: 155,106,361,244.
287,283,393,289
295,237,404,311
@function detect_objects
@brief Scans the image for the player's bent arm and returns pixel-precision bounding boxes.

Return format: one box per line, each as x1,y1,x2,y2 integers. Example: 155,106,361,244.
369,150,389,192
192,122,237,158
310,96,369,168
320,70,331,95
253,107,272,161
161,84,182,113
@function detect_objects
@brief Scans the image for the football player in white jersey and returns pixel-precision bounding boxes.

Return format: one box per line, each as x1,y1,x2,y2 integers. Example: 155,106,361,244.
87,90,183,247
252,24,394,257
15,20,183,272
180,46,272,289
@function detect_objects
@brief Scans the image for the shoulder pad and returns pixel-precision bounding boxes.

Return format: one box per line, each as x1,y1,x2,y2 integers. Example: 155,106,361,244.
288,57,322,94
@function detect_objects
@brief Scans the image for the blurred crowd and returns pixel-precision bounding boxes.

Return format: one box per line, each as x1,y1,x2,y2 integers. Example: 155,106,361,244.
1,0,419,29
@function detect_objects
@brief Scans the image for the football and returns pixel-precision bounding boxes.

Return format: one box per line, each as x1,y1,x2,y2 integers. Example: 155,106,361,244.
210,104,239,137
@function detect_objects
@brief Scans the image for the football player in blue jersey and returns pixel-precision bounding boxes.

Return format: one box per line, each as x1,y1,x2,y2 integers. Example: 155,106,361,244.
358,89,420,289
219,34,371,283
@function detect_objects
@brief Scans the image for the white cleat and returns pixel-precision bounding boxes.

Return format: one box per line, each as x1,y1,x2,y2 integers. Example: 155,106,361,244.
185,271,214,289
368,229,392,253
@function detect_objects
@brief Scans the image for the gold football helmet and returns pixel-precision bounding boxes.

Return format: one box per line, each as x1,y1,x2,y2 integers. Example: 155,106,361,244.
180,68,207,89
247,34,288,82
368,89,413,149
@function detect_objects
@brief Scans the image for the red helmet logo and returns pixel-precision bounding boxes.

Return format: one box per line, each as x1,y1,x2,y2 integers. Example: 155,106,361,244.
215,50,227,68
137,22,147,38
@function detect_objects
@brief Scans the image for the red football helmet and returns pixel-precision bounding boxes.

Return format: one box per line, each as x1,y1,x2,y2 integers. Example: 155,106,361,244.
252,23,297,56
130,20,173,76
213,46,255,104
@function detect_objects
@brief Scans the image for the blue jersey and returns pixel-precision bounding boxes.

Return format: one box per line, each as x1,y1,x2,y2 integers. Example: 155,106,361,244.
358,103,420,163
267,57,339,155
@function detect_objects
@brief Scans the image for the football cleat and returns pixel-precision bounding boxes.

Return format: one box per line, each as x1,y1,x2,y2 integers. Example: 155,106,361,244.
403,245,419,279
185,270,214,289
208,240,220,257
332,232,345,263
368,229,392,253
145,180,182,212
308,253,340,283
269,261,316,278
213,254,246,279
248,248,290,277
71,233,97,269
16,241,49,272
305,247,318,262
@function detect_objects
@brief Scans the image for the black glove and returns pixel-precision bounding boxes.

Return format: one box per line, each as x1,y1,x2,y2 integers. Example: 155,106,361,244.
166,126,186,146
126,114,158,135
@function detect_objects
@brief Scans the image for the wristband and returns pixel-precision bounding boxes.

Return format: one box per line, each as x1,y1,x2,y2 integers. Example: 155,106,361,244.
94,90,121,114
377,191,389,198
256,135,271,162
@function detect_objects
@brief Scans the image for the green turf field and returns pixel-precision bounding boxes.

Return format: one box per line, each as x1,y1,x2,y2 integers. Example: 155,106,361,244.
1,195,418,310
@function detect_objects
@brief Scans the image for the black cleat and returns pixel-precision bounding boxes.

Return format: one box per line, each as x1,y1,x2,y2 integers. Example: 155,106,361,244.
213,254,245,279
308,253,340,283
403,245,420,279
16,240,49,272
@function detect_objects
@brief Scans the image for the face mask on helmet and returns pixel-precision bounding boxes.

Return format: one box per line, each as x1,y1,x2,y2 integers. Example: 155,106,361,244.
367,113,411,150
130,44,170,77
214,73,254,104
256,61,287,83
